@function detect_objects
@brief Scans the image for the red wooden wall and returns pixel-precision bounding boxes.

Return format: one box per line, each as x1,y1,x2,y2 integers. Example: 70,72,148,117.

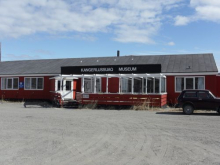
0,76,53,100
76,93,167,107
75,77,120,93
166,75,218,105
216,76,220,97
1,74,219,105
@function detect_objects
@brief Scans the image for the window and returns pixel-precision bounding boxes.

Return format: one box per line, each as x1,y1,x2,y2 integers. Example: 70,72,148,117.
134,78,142,93
183,91,197,98
176,77,205,92
120,77,166,94
186,78,194,89
1,78,19,90
195,77,205,89
197,92,210,99
57,80,63,91
197,91,214,99
56,80,71,91
13,78,18,89
121,78,132,93
176,77,184,91
66,81,71,91
147,78,154,93
84,78,93,93
25,77,43,90
161,77,166,93
25,78,31,89
84,77,101,93
155,78,160,93
31,78,37,89
37,78,43,89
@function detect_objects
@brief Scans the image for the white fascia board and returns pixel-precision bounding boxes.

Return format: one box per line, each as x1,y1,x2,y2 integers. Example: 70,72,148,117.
163,72,218,76
0,74,59,77
51,73,166,79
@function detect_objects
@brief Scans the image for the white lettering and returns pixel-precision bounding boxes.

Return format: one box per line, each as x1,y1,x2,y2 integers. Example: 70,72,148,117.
81,67,114,72
118,67,137,72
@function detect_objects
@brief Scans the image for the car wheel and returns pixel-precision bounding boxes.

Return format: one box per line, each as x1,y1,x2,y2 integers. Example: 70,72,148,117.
217,107,220,115
183,104,194,115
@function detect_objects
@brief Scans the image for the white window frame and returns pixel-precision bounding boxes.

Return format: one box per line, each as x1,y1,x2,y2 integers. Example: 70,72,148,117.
1,77,19,90
24,77,44,90
175,76,205,93
82,77,102,93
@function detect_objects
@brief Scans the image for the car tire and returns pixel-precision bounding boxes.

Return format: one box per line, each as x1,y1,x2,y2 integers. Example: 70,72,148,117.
217,107,220,115
183,104,194,115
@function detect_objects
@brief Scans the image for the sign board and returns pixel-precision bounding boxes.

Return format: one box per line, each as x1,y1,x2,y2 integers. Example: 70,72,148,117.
19,82,24,88
61,64,161,74
83,94,89,99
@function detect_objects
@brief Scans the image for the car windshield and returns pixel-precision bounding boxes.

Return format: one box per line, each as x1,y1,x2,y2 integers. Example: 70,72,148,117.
209,91,216,98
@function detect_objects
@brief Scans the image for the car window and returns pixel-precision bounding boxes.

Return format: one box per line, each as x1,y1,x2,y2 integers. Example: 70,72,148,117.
183,92,197,98
197,92,210,99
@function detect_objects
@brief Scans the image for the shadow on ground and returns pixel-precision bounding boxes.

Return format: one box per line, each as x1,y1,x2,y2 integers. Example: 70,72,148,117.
156,111,219,116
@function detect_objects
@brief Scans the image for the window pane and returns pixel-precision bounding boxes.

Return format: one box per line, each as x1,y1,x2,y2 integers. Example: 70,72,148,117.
121,78,132,93
1,78,6,89
25,78,30,89
147,78,154,93
183,92,197,98
195,77,204,89
66,81,71,91
58,81,61,91
121,78,127,93
155,78,159,93
186,78,193,89
198,92,209,99
37,78,43,89
31,78,37,89
7,79,12,89
161,77,166,93
176,77,184,91
85,78,92,93
96,78,101,93
134,78,142,93
13,78,18,89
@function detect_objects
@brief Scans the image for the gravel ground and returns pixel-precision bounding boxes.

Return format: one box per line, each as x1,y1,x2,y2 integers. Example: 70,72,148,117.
0,102,220,165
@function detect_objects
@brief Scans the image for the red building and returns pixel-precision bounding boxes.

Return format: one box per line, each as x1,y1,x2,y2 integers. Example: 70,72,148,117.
0,53,218,107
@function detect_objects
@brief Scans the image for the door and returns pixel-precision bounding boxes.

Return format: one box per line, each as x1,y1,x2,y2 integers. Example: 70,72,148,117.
63,80,73,100
196,91,216,110
56,80,74,100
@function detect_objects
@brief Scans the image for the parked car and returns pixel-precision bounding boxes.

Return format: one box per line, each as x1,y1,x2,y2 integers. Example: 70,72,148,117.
175,90,220,115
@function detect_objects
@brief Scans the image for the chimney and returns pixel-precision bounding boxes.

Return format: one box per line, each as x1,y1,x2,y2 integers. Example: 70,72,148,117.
117,50,120,57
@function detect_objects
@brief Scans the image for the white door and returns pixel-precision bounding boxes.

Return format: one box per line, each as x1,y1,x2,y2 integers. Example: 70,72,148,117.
63,80,73,100
56,80,73,100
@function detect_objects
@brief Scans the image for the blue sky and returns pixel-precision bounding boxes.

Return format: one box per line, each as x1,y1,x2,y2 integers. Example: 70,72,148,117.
1,0,220,71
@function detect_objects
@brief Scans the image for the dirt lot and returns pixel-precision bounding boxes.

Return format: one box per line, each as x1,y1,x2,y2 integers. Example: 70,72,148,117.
0,102,220,165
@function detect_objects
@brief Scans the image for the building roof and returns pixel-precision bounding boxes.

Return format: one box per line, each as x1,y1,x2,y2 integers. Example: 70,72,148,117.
0,53,218,75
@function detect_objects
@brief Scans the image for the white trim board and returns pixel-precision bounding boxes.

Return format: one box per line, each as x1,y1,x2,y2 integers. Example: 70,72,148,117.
164,72,218,76
0,72,218,77
0,74,59,77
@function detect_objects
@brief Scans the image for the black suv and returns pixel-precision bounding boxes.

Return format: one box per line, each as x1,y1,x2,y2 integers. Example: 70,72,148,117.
175,90,220,115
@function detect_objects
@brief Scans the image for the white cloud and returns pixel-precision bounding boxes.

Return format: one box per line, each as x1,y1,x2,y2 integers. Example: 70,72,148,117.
0,0,183,43
174,0,220,25
174,16,190,26
167,41,175,46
